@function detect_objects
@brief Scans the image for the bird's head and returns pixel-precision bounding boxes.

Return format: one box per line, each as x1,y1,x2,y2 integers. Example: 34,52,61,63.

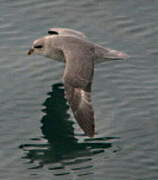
27,36,49,56
27,36,64,61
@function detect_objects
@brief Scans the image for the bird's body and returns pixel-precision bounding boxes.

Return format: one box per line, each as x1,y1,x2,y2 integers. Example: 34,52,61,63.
28,28,128,137
31,35,128,64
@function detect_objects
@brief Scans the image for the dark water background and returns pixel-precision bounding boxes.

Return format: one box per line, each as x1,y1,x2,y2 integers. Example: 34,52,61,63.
0,0,158,179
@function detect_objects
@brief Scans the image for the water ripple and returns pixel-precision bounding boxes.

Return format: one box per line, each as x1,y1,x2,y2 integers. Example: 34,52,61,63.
1,0,158,179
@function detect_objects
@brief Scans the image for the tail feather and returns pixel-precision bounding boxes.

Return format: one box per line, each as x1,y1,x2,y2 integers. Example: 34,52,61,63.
94,44,128,64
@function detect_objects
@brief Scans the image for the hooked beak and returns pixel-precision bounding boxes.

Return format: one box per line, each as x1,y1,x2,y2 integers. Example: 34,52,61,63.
27,48,34,55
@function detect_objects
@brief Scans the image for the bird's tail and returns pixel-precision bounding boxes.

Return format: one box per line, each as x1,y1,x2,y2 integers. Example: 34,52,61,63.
94,44,129,64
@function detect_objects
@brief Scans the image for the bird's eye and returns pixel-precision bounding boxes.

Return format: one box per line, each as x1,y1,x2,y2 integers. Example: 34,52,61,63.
34,45,43,49
48,31,59,35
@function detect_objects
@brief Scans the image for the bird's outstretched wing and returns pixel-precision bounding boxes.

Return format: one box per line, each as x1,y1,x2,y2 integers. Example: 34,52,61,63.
48,28,87,39
62,41,95,137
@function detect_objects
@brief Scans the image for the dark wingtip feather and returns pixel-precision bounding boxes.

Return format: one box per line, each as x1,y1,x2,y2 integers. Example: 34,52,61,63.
48,30,59,35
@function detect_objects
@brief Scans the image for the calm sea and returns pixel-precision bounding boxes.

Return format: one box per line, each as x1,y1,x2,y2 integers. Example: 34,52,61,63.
0,0,158,179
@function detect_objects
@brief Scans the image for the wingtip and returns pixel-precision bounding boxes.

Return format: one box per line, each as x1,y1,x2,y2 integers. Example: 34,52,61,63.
84,123,95,137
73,106,95,138
87,132,95,138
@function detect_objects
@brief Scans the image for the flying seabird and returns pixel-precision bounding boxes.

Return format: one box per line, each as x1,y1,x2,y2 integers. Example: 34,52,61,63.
28,28,128,137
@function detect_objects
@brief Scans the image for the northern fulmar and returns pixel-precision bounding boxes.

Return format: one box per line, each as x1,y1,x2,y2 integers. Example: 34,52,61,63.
28,28,128,137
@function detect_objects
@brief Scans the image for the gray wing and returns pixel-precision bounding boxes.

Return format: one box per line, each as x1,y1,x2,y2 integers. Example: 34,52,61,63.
48,28,87,39
63,43,95,137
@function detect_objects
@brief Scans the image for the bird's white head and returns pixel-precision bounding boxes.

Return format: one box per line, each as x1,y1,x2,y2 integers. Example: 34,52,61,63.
27,35,64,61
28,36,50,56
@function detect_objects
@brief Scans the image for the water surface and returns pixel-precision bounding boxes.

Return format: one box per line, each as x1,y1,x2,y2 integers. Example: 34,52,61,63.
0,0,158,179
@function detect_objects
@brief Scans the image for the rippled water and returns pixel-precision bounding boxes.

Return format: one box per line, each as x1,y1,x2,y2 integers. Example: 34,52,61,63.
0,0,158,179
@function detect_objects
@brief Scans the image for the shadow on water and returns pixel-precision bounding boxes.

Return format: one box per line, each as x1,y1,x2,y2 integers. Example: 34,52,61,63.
20,83,119,175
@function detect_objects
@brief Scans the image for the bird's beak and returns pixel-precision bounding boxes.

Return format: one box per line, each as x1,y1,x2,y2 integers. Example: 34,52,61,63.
27,48,34,55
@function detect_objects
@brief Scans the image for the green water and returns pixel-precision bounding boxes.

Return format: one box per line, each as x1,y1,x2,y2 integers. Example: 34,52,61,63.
0,0,158,179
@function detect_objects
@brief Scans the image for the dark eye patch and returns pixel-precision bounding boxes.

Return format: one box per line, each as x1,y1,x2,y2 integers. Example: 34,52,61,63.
48,30,59,35
34,45,43,49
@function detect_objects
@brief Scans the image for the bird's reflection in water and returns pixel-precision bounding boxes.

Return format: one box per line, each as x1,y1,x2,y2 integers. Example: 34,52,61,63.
20,83,119,176
41,83,78,148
